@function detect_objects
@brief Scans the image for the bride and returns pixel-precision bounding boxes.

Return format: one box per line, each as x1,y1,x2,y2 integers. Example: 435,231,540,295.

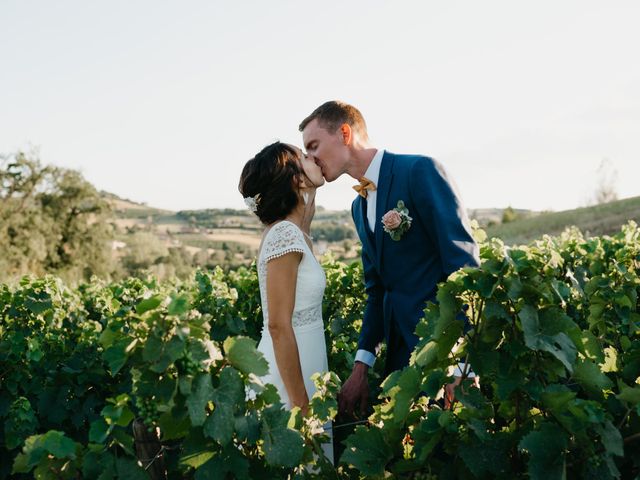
238,141,333,462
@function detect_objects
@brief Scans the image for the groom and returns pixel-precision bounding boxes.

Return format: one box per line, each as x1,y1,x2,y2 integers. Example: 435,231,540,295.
299,101,480,416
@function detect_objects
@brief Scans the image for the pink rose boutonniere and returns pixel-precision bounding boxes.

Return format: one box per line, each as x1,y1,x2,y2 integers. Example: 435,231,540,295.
381,200,412,241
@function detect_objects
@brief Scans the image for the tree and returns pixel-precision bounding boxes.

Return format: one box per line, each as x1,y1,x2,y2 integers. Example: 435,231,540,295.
501,206,518,223
0,150,115,283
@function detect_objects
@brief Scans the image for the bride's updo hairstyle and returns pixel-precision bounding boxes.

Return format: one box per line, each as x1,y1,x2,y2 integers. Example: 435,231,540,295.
239,142,305,225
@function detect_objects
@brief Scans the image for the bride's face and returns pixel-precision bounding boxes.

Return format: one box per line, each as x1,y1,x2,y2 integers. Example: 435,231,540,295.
294,146,325,189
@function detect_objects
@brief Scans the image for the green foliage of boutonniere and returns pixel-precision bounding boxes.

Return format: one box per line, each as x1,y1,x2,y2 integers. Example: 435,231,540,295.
381,200,412,241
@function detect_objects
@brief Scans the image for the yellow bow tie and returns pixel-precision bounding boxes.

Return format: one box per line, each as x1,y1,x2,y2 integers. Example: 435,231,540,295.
353,176,377,199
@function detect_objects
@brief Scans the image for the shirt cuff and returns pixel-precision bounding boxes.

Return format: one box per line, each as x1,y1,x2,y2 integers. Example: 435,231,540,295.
452,362,476,378
355,349,376,367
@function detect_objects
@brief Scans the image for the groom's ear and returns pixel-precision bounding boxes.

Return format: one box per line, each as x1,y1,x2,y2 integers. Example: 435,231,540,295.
340,123,352,146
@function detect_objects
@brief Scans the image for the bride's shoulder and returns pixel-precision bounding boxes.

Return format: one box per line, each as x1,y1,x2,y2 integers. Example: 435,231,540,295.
260,220,306,262
262,220,304,247
267,220,302,237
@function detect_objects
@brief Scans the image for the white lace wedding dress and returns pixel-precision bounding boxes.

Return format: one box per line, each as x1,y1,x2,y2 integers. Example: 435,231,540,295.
256,220,333,463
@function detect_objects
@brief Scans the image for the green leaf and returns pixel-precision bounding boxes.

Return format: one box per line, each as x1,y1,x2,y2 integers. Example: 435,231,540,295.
412,340,438,368
459,433,511,477
40,430,78,458
422,370,447,397
260,405,304,467
25,294,52,314
12,430,79,474
144,335,185,373
115,457,148,480
519,422,567,480
579,331,604,363
89,418,112,443
617,382,640,405
180,428,215,468
187,374,214,427
380,367,421,424
135,295,163,314
223,336,268,376
601,347,618,373
204,367,244,445
168,294,190,315
595,420,623,457
194,446,249,480
573,359,613,394
520,305,576,372
158,409,191,441
111,429,136,457
103,340,129,375
341,425,393,477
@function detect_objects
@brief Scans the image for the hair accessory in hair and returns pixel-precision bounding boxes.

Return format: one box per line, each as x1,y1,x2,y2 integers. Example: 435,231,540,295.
244,194,260,213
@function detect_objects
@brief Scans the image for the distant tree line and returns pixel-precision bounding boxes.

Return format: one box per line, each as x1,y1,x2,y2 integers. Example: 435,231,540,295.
0,150,114,283
0,151,256,284
311,221,356,242
176,209,255,229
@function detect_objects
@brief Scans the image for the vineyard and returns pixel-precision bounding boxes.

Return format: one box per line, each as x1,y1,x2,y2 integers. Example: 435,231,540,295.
1,223,639,479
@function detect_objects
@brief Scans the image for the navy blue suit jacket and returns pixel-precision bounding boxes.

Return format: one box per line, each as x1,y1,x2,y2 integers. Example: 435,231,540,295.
351,151,480,360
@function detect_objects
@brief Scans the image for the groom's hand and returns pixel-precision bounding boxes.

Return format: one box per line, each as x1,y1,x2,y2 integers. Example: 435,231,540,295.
338,361,369,418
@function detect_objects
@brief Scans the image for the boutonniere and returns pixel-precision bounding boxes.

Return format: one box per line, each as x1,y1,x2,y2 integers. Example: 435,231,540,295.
381,200,412,241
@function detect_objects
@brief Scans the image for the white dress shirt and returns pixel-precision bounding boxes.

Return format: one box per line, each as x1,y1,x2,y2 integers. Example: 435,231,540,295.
362,149,384,232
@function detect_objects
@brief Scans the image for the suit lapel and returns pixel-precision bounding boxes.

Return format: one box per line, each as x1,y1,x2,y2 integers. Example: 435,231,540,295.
354,195,375,255
375,152,395,268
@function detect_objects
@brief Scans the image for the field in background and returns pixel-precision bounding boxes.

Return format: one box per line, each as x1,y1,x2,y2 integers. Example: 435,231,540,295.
107,192,640,267
486,196,640,245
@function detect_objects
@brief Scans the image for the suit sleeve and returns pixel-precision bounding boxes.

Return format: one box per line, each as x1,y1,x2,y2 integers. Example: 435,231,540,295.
351,202,385,355
409,158,480,274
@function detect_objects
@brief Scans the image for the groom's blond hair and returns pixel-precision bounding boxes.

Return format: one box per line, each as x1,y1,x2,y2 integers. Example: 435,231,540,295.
299,101,369,141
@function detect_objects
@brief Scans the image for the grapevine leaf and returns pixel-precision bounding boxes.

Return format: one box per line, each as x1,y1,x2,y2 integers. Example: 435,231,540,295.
24,294,52,314
520,305,576,372
103,339,129,375
459,433,511,477
601,347,618,373
422,370,447,397
89,418,112,444
223,336,268,376
579,331,605,363
168,294,190,315
595,420,623,457
573,359,613,394
12,431,79,474
115,457,148,480
204,367,243,445
135,295,163,314
260,405,304,467
341,425,393,476
617,382,640,405
412,340,438,368
158,409,191,441
180,428,215,468
380,367,421,424
195,446,250,480
187,374,214,427
518,422,567,480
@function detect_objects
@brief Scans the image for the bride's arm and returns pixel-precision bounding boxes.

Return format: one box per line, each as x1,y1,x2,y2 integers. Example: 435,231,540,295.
266,251,309,413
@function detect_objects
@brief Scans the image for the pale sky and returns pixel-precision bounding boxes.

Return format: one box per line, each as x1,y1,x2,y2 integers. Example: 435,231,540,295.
1,1,639,212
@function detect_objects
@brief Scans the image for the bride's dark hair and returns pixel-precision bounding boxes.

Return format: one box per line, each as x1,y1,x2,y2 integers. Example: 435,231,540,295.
239,142,305,225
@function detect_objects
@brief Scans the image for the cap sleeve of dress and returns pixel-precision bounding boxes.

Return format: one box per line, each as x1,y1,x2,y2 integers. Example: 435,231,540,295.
262,221,306,263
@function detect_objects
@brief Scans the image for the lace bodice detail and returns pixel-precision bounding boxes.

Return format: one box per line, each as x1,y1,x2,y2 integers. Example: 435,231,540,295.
258,221,326,331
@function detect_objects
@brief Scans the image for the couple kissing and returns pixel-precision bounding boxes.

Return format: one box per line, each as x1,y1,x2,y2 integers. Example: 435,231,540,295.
238,100,480,463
